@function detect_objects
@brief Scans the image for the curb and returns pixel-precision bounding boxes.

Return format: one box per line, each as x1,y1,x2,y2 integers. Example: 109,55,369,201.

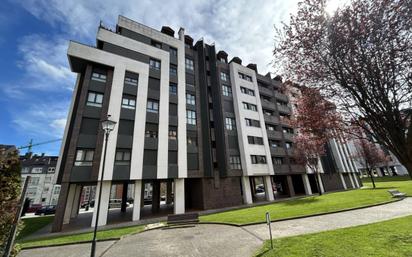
19,237,120,250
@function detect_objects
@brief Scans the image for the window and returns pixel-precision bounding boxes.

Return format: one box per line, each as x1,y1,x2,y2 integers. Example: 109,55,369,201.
270,140,280,148
285,142,292,149
263,109,273,116
47,167,55,173
261,95,271,102
21,167,29,173
243,102,257,111
124,76,138,86
115,150,131,165
225,117,236,130
278,101,288,107
251,155,267,164
186,93,195,105
32,167,43,174
91,72,106,82
238,72,253,82
44,176,52,183
169,47,177,56
122,97,136,109
283,127,294,134
43,187,49,193
220,72,229,82
149,58,161,70
240,87,255,96
145,130,158,138
54,186,61,194
186,110,196,125
74,149,94,166
185,58,194,71
222,85,232,97
229,156,241,170
151,40,162,48
147,99,159,113
170,65,177,76
168,126,177,140
266,124,276,131
30,177,40,185
87,92,103,107
273,157,284,165
245,118,260,127
248,136,264,145
169,83,177,95
187,135,198,146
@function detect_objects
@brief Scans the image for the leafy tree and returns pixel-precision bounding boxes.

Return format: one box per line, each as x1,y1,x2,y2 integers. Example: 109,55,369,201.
291,86,342,195
274,0,412,177
0,146,22,257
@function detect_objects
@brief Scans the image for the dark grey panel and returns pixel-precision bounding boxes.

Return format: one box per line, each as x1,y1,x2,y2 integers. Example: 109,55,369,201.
117,135,133,148
187,153,199,170
80,118,99,135
143,149,157,165
169,94,178,104
70,166,92,182
223,100,234,113
144,137,158,150
142,166,157,179
170,55,177,65
187,124,197,131
118,119,134,135
120,28,151,44
83,106,101,118
88,81,106,93
149,69,161,79
123,84,138,96
186,105,196,111
77,134,97,148
168,140,178,151
169,103,178,116
187,144,198,153
102,42,149,64
113,165,130,180
168,165,178,178
186,74,195,85
147,89,160,100
120,108,135,120
149,77,160,91
146,112,159,123
168,151,178,164
169,116,178,126
170,75,178,84
227,135,239,149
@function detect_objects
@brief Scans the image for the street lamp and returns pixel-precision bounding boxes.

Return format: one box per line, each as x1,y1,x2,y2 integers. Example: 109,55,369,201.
91,115,116,257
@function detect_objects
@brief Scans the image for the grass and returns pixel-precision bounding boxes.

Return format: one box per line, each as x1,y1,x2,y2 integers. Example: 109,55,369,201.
17,216,54,240
200,176,412,225
255,215,412,257
17,224,145,249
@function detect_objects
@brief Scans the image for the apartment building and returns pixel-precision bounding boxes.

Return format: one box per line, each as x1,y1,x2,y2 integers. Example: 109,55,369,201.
20,153,61,206
52,16,360,232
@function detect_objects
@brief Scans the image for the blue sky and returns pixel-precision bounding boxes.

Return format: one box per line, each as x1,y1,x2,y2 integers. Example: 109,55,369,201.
1,0,330,156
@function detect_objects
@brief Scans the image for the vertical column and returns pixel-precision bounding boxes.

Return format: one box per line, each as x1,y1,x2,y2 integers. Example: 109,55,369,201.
241,176,253,204
348,172,355,188
132,180,142,221
174,178,185,214
317,173,325,193
302,174,312,195
91,181,111,227
339,173,347,190
121,182,128,213
70,185,82,218
166,180,173,204
264,176,274,201
286,175,296,197
152,180,161,213
63,184,76,224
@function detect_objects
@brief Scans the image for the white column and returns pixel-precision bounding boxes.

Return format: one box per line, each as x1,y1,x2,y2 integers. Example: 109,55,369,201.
91,181,111,227
70,185,82,218
241,176,253,204
317,173,325,193
174,178,185,214
339,173,347,190
63,184,76,224
302,174,312,195
132,180,142,221
352,173,360,188
348,172,355,188
264,176,274,201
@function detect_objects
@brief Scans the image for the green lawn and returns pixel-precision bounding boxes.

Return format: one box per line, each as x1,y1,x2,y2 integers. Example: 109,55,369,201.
17,216,54,240
18,224,145,249
200,176,412,225
255,215,412,257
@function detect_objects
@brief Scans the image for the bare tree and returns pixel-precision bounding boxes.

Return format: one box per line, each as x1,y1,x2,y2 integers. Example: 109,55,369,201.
274,0,412,177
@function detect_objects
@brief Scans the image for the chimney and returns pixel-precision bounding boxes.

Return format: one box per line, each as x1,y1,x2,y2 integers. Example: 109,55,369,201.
161,26,175,37
246,63,258,73
229,57,242,65
178,27,185,41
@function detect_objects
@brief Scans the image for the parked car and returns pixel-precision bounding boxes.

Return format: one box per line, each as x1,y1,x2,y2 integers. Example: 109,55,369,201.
35,205,56,216
27,204,42,213
108,199,129,209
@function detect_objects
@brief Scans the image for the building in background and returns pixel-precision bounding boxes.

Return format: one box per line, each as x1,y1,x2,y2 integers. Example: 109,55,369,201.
20,153,61,206
52,16,361,232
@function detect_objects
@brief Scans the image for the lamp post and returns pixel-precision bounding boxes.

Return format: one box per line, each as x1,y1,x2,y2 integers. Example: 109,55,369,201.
90,115,116,257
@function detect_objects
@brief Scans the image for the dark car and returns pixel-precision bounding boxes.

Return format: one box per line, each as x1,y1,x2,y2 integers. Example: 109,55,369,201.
35,205,56,216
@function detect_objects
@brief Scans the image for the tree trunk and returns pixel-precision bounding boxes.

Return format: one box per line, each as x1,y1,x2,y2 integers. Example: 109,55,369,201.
368,169,376,189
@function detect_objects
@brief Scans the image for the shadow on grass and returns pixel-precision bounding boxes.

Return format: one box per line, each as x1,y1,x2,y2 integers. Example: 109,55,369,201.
280,197,320,206
255,248,272,257
362,186,397,190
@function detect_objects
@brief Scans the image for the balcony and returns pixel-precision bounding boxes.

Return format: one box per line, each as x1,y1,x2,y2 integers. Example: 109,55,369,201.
279,116,292,126
264,115,280,124
266,130,283,139
283,133,294,141
273,164,290,174
275,92,289,102
290,164,307,173
261,99,277,110
258,86,273,96
270,147,286,156
277,104,292,114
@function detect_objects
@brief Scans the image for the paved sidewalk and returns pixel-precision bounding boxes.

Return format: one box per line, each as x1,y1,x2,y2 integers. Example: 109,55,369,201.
18,198,412,257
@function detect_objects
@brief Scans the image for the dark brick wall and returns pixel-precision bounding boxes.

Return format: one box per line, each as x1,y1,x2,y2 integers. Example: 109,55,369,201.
201,176,243,209
321,173,344,192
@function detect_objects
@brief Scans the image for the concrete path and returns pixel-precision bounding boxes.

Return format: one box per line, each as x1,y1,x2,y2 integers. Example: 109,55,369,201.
18,198,412,257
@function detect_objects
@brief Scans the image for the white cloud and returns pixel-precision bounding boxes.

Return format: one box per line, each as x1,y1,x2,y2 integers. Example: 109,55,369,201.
16,0,300,74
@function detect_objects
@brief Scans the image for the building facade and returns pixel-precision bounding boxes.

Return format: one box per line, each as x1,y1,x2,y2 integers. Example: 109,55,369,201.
20,153,61,206
52,16,361,232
